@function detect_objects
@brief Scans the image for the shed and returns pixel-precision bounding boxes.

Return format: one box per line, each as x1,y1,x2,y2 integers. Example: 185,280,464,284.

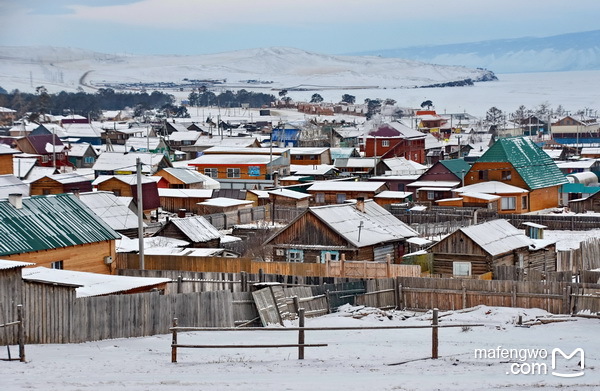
153,215,222,248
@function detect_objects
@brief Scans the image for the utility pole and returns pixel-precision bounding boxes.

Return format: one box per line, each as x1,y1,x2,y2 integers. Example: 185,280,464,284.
136,157,145,270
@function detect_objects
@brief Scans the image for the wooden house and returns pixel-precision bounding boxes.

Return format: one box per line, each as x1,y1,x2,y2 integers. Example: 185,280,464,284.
29,172,92,196
406,159,470,203
289,147,332,165
568,190,600,213
153,167,220,189
465,137,568,213
92,151,172,177
374,191,412,207
197,197,254,215
92,174,160,214
0,144,19,174
268,188,311,209
14,129,70,168
0,193,120,274
153,215,222,248
362,122,426,164
429,219,554,277
438,181,527,211
246,189,270,207
264,199,419,264
66,143,98,168
158,188,213,214
333,157,378,176
551,115,600,144
0,107,17,126
187,147,291,190
307,180,387,205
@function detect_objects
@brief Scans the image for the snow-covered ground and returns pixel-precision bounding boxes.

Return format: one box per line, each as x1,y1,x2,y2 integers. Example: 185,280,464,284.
1,305,598,390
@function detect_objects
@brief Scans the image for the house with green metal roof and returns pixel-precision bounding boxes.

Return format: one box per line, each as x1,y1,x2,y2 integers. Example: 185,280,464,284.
465,137,568,213
407,158,471,203
0,193,121,274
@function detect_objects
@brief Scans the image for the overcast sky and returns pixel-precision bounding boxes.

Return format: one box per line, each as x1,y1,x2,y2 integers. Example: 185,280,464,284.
2,0,599,56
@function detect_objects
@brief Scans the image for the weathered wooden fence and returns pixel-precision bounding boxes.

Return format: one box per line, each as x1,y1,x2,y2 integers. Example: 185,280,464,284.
390,205,600,233
557,237,600,273
203,206,267,229
115,254,422,279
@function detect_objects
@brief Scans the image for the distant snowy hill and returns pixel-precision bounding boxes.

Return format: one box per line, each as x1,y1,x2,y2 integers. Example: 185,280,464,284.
352,30,600,73
0,46,496,94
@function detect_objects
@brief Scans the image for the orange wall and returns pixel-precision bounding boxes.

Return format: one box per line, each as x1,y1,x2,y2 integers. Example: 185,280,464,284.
190,163,267,180
0,155,13,175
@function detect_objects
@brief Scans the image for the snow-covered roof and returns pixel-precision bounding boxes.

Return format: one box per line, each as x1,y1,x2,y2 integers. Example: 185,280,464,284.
289,147,329,155
406,180,460,188
92,174,157,186
169,215,222,243
307,181,386,192
374,191,412,199
92,152,168,173
198,197,254,207
334,157,377,168
268,188,311,200
158,188,213,198
308,199,418,247
66,143,96,157
406,237,433,246
78,191,143,231
557,160,597,169
459,219,533,256
116,235,189,253
290,164,338,176
459,192,501,201
452,181,529,194
0,174,30,198
188,154,274,165
21,267,171,298
0,259,34,270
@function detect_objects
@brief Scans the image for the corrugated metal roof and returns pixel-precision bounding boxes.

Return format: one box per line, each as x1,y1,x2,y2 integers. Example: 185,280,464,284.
0,193,121,256
161,167,211,184
0,259,35,270
78,191,143,231
22,267,170,298
307,181,386,192
158,188,213,198
439,159,471,178
310,200,418,247
268,188,310,200
459,219,533,256
171,215,222,243
476,137,568,189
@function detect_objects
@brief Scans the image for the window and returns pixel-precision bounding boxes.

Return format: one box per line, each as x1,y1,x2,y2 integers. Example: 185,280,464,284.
51,260,64,270
204,168,218,178
478,170,488,180
501,196,516,210
382,140,390,147
336,193,346,203
427,191,435,200
227,168,241,178
84,156,95,164
315,193,325,203
112,189,121,196
320,251,339,263
522,196,528,210
501,170,512,181
287,249,304,263
453,261,471,277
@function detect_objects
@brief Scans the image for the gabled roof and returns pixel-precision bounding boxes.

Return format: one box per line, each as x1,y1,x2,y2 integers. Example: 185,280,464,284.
457,219,533,257
22,267,170,298
168,215,222,243
78,191,143,231
92,152,171,173
367,122,425,139
307,200,418,247
307,181,386,192
290,164,338,176
159,167,214,185
92,174,157,186
438,159,471,178
475,137,568,189
0,193,120,256
39,172,91,185
0,174,30,198
268,188,311,200
453,181,528,194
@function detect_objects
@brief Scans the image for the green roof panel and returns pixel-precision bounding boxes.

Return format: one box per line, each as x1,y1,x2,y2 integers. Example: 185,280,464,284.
477,137,568,189
0,193,121,256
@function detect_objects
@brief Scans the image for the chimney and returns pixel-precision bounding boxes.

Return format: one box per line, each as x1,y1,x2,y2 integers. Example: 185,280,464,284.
178,209,187,218
356,197,365,212
8,193,23,209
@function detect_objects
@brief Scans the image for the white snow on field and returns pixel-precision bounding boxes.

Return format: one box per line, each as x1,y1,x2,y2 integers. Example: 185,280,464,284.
1,305,598,390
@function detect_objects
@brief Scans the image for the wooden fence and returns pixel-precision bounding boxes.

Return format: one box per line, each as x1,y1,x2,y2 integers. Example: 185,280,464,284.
390,205,600,233
115,253,421,279
557,237,600,273
203,206,267,230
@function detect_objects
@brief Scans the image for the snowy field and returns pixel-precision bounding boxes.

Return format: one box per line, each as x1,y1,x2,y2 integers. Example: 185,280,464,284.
1,305,598,391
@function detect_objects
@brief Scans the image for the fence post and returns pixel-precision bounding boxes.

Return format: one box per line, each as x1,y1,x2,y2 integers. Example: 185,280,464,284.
386,254,392,278
292,296,300,316
177,275,183,294
566,285,573,314
394,278,400,309
258,268,264,283
241,271,248,292
340,254,345,278
17,304,25,362
461,280,467,309
431,308,438,359
511,281,517,308
171,318,178,363
298,308,305,360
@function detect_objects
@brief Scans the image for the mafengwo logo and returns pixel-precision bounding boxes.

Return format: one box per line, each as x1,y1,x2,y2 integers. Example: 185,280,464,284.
552,348,585,378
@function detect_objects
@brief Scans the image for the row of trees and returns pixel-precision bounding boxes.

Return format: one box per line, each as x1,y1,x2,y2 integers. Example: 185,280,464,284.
0,86,177,120
187,89,277,108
